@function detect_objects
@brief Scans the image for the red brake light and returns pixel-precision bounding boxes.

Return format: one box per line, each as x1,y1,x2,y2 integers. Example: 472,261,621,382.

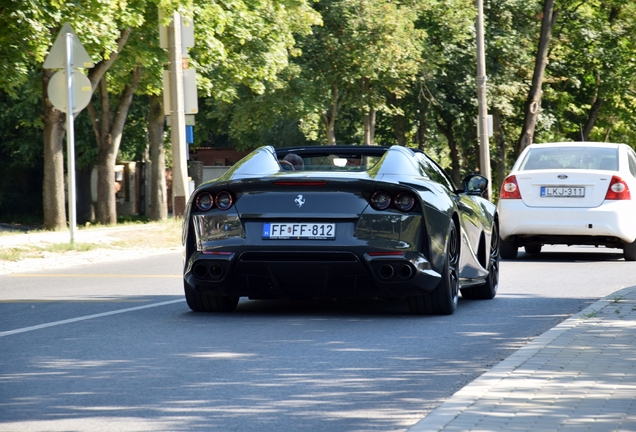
500,175,521,199
367,251,405,256
605,176,631,200
273,182,327,186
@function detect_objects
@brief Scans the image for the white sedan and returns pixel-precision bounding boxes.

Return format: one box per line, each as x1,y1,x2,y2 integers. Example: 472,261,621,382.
497,142,636,261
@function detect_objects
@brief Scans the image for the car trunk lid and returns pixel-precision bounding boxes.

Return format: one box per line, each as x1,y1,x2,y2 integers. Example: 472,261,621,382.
516,170,613,208
228,175,378,219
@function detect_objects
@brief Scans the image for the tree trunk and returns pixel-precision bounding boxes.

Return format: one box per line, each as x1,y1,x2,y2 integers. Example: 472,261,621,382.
516,0,557,155
582,97,603,141
95,67,143,225
76,165,94,224
387,93,405,146
416,100,430,150
42,69,67,230
148,95,168,221
363,109,376,145
435,116,461,186
492,109,507,196
323,82,338,145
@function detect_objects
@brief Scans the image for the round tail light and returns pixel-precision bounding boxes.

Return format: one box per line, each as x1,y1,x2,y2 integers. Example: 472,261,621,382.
370,191,391,210
215,191,234,210
394,192,415,212
196,192,214,211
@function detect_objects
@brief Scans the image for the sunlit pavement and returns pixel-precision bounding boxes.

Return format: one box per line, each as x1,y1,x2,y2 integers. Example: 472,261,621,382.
409,284,636,431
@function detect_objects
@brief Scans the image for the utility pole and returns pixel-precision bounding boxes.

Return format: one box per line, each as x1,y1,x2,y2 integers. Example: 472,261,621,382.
476,0,492,200
168,11,189,217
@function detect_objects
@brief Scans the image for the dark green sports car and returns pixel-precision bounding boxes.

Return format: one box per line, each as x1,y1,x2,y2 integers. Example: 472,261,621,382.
182,145,500,315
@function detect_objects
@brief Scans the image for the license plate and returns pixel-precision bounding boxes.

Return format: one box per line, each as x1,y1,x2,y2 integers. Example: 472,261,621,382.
262,223,336,239
540,186,585,197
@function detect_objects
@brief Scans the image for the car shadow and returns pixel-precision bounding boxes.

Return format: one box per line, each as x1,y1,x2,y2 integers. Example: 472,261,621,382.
504,246,625,263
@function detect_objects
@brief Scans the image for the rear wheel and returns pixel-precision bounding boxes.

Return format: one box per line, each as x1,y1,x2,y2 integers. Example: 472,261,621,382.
624,240,636,262
408,219,459,315
184,281,239,312
461,221,499,300
524,244,542,254
500,238,518,259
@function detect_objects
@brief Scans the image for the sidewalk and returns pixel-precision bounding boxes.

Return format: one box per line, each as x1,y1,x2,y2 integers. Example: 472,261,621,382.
409,285,636,432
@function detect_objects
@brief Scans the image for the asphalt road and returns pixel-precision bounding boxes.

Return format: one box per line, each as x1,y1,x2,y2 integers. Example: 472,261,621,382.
1,246,635,431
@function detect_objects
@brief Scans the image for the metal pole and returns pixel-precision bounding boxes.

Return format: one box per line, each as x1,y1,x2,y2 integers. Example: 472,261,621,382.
65,32,77,244
168,11,189,217
476,0,492,200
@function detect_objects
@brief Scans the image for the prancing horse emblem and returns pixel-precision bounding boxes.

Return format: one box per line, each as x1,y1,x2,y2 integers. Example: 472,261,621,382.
295,194,305,207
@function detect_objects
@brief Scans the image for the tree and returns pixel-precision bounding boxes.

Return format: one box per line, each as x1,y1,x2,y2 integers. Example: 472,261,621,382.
290,0,424,145
0,1,155,229
542,0,636,144
190,0,321,146
517,0,557,155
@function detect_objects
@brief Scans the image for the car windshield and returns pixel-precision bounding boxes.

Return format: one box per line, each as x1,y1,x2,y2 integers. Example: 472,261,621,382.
519,147,619,171
281,153,384,172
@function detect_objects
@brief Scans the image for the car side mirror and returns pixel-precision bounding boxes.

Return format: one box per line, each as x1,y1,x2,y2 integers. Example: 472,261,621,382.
462,174,488,196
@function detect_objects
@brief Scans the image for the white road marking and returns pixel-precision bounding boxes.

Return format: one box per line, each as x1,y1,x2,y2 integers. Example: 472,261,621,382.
0,299,184,338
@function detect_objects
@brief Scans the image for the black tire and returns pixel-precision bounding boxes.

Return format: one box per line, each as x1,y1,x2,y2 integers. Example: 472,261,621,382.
524,244,542,254
184,281,239,312
461,221,499,300
408,219,460,315
500,238,518,259
624,240,636,262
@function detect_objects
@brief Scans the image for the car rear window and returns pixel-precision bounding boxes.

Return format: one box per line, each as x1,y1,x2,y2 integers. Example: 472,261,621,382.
520,147,619,171
290,154,384,172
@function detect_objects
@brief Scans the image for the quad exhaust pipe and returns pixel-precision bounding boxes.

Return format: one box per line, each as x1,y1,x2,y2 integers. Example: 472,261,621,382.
377,263,414,281
193,263,226,280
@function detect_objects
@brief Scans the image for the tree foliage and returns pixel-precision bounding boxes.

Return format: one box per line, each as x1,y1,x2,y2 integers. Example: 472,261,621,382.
1,0,636,225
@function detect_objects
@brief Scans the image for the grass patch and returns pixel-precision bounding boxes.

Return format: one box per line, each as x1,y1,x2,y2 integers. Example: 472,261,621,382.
107,220,182,249
0,248,30,261
0,219,182,261
0,243,99,261
42,242,100,253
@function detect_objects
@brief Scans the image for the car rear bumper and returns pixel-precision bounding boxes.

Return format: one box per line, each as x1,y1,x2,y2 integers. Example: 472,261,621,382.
498,200,636,243
184,249,441,299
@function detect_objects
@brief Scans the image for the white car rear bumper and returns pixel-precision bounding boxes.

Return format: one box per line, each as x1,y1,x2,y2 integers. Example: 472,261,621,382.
498,199,636,243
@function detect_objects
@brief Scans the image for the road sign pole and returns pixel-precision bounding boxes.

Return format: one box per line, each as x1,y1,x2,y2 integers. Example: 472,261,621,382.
476,0,492,201
65,32,77,244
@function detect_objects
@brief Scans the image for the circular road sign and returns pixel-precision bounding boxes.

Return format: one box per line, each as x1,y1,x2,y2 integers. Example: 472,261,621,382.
48,69,93,114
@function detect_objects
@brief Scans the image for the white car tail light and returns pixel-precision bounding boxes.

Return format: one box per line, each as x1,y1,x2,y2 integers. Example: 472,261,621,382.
500,175,521,199
605,176,631,200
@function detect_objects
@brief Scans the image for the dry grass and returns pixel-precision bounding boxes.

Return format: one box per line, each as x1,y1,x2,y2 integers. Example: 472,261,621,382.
0,219,182,262
107,221,182,249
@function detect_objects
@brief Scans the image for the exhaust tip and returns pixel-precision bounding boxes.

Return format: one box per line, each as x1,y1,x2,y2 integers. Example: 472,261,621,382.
378,264,395,280
193,264,208,279
397,264,413,279
209,264,224,278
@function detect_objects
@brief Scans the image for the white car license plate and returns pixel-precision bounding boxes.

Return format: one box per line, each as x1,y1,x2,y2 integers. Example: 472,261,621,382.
540,186,585,197
262,223,336,239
